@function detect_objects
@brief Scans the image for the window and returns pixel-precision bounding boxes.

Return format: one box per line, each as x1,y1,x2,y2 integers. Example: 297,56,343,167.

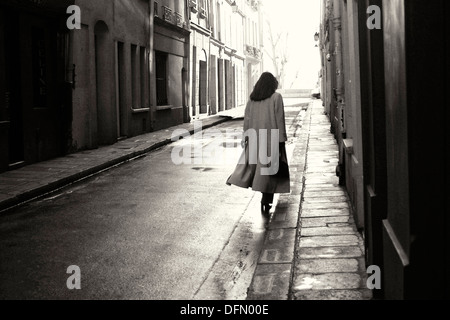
155,51,168,106
140,47,147,108
154,1,159,17
216,2,222,41
131,44,139,108
199,0,207,19
189,0,198,13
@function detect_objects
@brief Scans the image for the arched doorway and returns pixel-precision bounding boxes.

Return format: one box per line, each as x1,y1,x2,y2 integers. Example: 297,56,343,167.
94,21,115,145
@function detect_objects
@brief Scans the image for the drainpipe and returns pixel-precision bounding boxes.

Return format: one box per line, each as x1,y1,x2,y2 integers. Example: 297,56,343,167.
332,0,345,137
149,0,155,131
331,0,347,185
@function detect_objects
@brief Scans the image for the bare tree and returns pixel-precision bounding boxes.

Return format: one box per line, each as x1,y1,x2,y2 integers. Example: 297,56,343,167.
289,70,300,89
265,19,289,89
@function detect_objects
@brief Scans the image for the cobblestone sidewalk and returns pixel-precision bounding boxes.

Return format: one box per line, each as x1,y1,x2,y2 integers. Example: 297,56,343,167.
247,100,372,300
291,101,372,300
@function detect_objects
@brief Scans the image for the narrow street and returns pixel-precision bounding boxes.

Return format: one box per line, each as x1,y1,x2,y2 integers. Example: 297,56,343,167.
0,0,448,303
0,119,268,300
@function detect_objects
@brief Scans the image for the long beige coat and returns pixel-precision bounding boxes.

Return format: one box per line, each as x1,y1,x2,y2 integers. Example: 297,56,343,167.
226,92,290,194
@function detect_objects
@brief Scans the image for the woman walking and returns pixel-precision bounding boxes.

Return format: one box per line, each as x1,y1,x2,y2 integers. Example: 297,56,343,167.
226,72,290,216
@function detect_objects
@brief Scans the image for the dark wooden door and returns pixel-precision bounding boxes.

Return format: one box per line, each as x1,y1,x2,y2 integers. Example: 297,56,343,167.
381,0,448,299
356,0,448,299
18,12,65,164
199,60,207,114
358,0,387,300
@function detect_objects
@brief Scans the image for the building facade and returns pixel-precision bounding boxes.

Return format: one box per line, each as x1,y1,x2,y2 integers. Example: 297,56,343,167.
152,0,190,129
70,0,191,144
188,0,263,119
319,0,449,299
0,0,263,173
0,0,158,171
71,0,154,150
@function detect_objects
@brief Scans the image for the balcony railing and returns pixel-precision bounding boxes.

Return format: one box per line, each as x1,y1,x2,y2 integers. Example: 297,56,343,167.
199,7,207,19
154,4,186,30
175,12,183,28
163,6,172,23
245,44,261,59
189,0,198,13
245,0,259,10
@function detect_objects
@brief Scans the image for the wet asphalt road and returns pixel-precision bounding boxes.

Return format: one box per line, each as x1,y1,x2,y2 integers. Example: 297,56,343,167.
0,119,268,300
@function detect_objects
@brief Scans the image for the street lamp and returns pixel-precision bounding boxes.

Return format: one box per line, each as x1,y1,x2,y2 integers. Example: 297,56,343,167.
231,1,238,12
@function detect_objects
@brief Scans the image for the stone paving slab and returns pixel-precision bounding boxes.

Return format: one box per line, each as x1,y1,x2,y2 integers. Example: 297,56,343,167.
306,170,336,176
308,148,339,153
297,257,364,273
289,184,303,196
247,264,291,300
299,235,361,248
304,185,344,192
306,165,336,171
307,160,339,167
269,207,300,230
301,216,352,228
294,289,373,300
307,152,340,158
259,227,297,264
305,172,338,179
304,177,340,185
293,273,365,291
301,226,357,237
302,201,349,210
302,196,348,203
308,140,338,145
301,209,350,219
298,246,364,259
302,190,347,198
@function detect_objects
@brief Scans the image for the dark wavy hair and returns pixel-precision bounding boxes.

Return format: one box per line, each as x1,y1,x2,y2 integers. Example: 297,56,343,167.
250,72,279,101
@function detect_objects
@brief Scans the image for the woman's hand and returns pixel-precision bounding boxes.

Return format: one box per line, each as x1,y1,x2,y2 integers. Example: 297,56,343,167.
241,136,248,148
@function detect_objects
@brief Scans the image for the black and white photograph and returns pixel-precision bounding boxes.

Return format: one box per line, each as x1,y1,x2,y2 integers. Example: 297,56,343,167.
0,0,448,309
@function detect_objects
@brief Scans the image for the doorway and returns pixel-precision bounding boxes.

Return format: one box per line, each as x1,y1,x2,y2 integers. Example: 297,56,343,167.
5,10,66,166
94,21,114,145
199,50,208,114
116,41,127,138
